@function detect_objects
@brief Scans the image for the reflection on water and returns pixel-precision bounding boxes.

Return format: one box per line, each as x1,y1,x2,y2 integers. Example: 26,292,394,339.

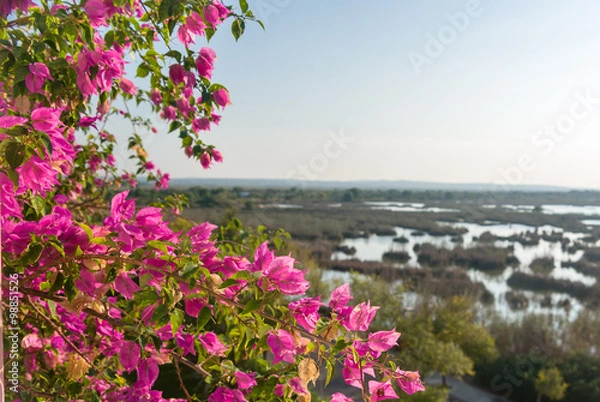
329,220,596,321
468,269,584,321
542,204,600,215
260,204,303,209
485,204,600,216
365,201,459,213
331,227,454,266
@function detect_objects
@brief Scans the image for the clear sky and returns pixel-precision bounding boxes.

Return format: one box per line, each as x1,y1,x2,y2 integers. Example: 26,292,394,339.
125,0,600,189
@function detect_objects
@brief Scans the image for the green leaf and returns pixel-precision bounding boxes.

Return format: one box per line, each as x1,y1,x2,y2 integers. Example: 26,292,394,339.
104,31,115,47
30,195,47,218
231,19,245,41
196,306,212,330
135,288,159,306
205,27,215,41
158,0,176,21
165,50,182,63
47,299,57,318
64,276,76,301
181,263,198,280
5,141,26,170
239,0,249,13
40,133,53,154
330,337,349,355
325,358,335,386
152,304,170,328
242,299,262,314
50,272,64,294
147,240,168,254
14,65,30,83
170,309,184,336
231,270,252,281
136,63,150,78
151,335,162,352
20,243,44,265
169,121,181,133
219,278,239,289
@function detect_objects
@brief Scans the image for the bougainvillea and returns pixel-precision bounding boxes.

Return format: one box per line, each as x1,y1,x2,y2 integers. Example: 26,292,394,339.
0,1,425,401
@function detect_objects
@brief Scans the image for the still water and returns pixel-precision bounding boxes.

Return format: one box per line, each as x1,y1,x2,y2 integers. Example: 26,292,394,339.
330,220,595,320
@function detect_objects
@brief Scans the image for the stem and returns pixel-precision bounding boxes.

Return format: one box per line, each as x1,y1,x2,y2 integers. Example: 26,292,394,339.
24,296,103,379
174,357,194,401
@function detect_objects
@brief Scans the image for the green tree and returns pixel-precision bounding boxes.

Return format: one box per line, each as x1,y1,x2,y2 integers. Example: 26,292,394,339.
535,367,567,402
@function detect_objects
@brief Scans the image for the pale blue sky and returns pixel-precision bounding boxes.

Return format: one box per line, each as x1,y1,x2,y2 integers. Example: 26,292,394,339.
126,0,600,188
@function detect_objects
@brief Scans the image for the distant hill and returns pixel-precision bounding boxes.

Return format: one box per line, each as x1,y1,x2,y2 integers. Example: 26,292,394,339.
166,178,576,192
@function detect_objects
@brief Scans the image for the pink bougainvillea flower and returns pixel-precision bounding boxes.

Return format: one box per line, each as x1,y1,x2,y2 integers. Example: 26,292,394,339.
368,380,398,402
119,78,137,95
177,24,194,47
200,152,211,169
342,354,375,389
84,0,109,27
329,283,352,311
169,64,185,85
104,191,135,226
157,171,170,189
136,358,159,388
212,149,223,163
175,332,197,356
289,296,321,333
342,301,380,332
394,369,426,395
26,62,52,94
186,11,206,35
203,4,219,25
192,117,210,133
266,329,297,364
235,371,257,390
16,155,59,196
119,341,140,372
263,255,310,295
185,298,206,319
251,242,273,272
78,115,99,128
74,269,103,296
22,333,43,351
198,332,228,356
213,0,230,18
0,115,27,129
0,172,22,218
367,329,401,357
31,107,62,132
196,47,217,79
208,386,245,402
1,0,35,18
331,393,353,402
213,88,230,108
149,88,162,105
161,105,177,120
114,273,140,299
289,377,309,395
76,72,96,98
